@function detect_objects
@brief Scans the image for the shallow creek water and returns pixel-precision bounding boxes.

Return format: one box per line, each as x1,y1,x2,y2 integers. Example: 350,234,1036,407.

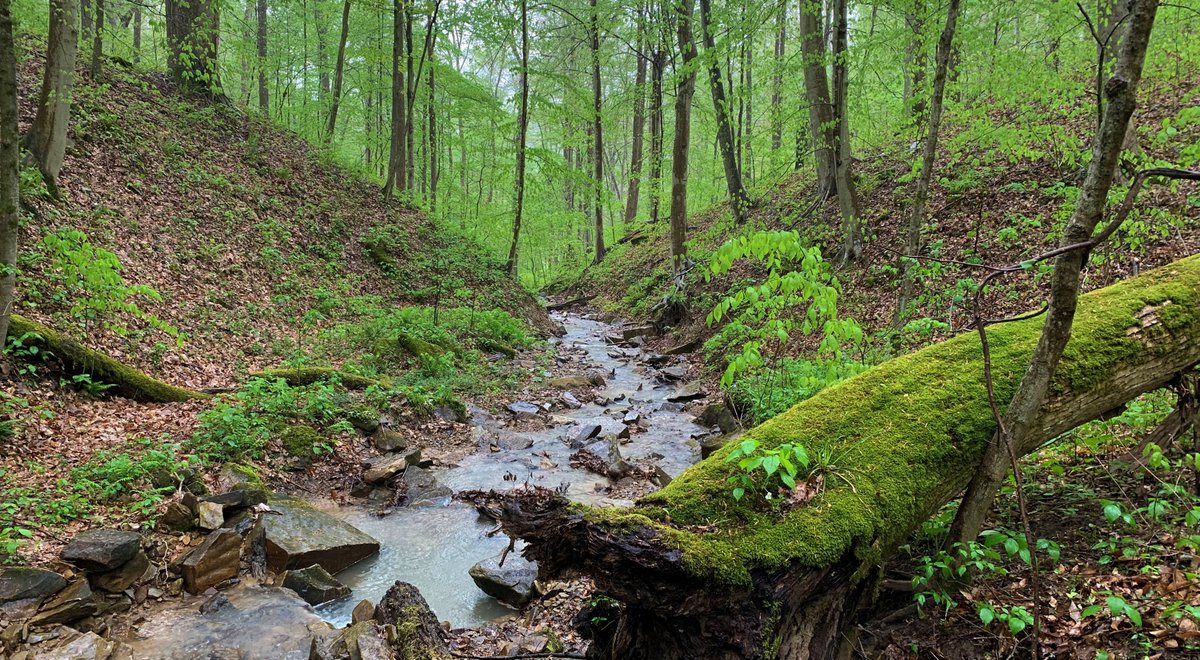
316,313,702,628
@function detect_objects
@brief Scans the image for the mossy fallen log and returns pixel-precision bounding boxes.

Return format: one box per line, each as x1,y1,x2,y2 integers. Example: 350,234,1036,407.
478,255,1200,660
7,315,209,403
249,367,380,390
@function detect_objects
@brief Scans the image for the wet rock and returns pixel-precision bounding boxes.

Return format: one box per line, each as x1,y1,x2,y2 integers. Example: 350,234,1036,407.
341,621,391,660
559,391,582,409
363,453,409,484
33,630,115,660
643,353,670,366
90,550,150,593
547,375,591,389
375,581,449,657
696,403,740,434
351,599,376,624
495,434,534,451
30,581,96,626
262,498,380,574
199,592,232,614
0,567,66,604
659,366,688,381
659,401,685,413
401,466,452,506
567,424,602,448
371,429,408,453
506,401,541,419
700,433,738,460
160,502,196,532
181,529,242,595
62,530,142,572
666,383,706,403
651,464,683,488
468,553,538,608
282,565,350,606
587,437,632,479
197,501,225,531
622,411,641,424
585,370,608,387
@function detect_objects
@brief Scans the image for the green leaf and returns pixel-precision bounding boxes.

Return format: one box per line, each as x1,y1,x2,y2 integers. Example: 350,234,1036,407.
1007,616,1027,634
979,607,995,626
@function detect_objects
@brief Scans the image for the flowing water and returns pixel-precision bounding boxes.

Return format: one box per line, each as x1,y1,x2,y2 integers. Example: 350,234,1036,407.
316,313,703,628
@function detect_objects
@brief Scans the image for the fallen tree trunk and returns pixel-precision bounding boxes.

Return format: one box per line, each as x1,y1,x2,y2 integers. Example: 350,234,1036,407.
249,367,380,390
8,314,208,403
477,255,1200,660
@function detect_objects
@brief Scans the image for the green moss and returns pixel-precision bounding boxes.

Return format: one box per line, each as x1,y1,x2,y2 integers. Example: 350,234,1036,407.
280,425,322,457
397,333,448,358
8,314,208,403
221,462,266,488
250,366,379,390
577,256,1200,588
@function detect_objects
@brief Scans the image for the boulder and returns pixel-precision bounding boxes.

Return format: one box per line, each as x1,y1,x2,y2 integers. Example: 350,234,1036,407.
468,553,538,608
363,453,409,484
181,529,242,595
197,501,226,531
0,568,66,604
586,370,608,386
401,466,451,506
90,550,150,593
506,401,541,419
620,324,657,341
202,489,270,510
159,502,196,532
374,581,449,657
662,338,702,355
61,529,141,572
261,498,380,574
566,424,602,448
700,433,738,460
433,404,467,423
30,581,96,626
282,565,350,606
371,429,408,453
547,375,591,390
696,403,740,434
351,599,376,624
495,434,534,451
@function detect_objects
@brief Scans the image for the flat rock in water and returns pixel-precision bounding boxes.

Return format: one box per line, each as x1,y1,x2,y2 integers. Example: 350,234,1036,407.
658,366,687,381
506,401,541,419
30,580,96,626
560,391,582,409
495,434,535,451
547,375,591,389
282,564,350,606
262,498,380,574
469,553,538,608
0,567,66,604
401,466,452,506
181,529,242,595
666,383,706,403
61,529,141,572
567,424,603,448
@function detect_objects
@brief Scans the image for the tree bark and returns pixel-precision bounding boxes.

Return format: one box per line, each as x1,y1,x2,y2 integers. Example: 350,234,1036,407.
26,0,76,197
506,0,529,277
589,0,605,263
384,0,407,200
314,3,330,102
831,0,860,265
166,0,222,95
949,0,1162,546
324,0,350,143
669,0,696,275
477,254,1200,659
131,3,140,63
0,0,17,346
426,50,437,211
647,40,665,224
256,0,268,112
698,0,751,224
798,0,835,196
89,0,102,79
895,0,960,325
624,4,648,224
903,0,926,128
770,0,785,153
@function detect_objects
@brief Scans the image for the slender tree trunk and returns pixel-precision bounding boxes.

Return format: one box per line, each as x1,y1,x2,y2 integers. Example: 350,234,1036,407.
0,0,18,345
427,48,437,211
895,0,960,325
831,0,860,265
950,0,1161,547
256,0,268,111
26,0,77,197
89,0,102,78
744,30,753,183
698,0,750,223
624,5,648,224
506,0,529,276
589,0,605,263
325,0,351,143
80,0,92,46
648,42,665,224
404,6,415,190
670,0,697,275
131,3,140,63
799,0,835,195
903,0,926,128
384,0,407,200
166,0,222,94
770,0,785,152
314,3,330,103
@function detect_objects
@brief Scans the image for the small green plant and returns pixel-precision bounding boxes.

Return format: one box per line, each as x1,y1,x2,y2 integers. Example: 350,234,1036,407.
724,438,811,501
5,332,52,377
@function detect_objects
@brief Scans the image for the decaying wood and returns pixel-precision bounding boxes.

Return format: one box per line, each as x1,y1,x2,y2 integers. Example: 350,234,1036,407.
545,295,596,311
471,256,1200,659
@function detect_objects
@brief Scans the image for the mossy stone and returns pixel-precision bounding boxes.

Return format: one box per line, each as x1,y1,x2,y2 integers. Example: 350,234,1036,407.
281,425,323,457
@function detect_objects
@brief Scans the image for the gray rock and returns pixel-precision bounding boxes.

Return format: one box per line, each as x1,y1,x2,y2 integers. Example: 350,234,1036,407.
666,383,706,403
663,338,702,355
586,370,608,387
651,464,683,488
197,501,226,530
468,553,538,608
506,401,541,419
700,433,738,460
0,568,66,604
495,434,534,451
401,467,452,506
62,529,141,572
567,424,602,448
433,404,467,423
282,565,350,606
262,498,380,574
659,366,688,381
363,453,409,484
585,436,632,479
622,411,641,424
560,391,582,409
34,631,115,660
181,529,242,595
202,489,270,510
696,403,740,434
91,550,150,593
160,502,196,532
30,581,96,626
372,429,408,453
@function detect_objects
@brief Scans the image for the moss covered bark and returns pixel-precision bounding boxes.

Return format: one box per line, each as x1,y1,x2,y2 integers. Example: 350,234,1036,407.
8,314,208,403
249,367,379,390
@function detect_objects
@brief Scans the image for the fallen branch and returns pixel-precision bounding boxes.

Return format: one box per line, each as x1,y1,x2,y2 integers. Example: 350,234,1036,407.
248,367,379,390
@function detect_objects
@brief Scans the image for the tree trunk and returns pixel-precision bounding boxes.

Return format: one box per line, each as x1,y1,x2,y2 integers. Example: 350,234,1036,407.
798,0,835,196
589,0,605,264
166,0,221,94
506,0,529,277
404,6,414,190
698,0,750,224
80,0,91,46
89,0,102,78
647,43,665,224
624,5,648,224
949,0,1161,547
476,254,1200,659
903,0,926,127
427,52,437,211
314,3,329,102
131,3,140,62
26,0,76,197
831,0,860,265
324,0,351,143
256,0,268,111
669,0,696,275
384,0,407,200
0,0,17,346
895,0,960,326
770,0,785,153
